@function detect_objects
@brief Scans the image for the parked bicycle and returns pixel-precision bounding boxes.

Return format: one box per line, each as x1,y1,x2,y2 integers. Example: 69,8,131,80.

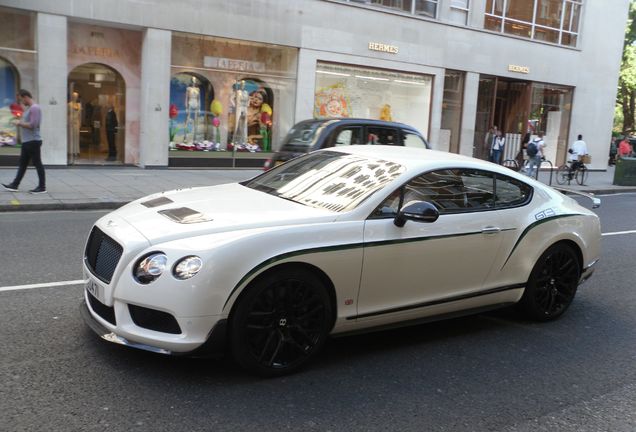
556,157,588,185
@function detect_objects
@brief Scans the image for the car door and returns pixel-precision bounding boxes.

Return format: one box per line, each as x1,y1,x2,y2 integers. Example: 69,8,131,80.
356,168,508,321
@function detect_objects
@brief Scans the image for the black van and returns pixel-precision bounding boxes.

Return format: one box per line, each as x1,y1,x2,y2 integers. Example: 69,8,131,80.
263,118,429,170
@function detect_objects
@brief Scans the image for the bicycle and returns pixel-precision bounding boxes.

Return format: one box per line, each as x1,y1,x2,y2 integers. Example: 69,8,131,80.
555,159,588,185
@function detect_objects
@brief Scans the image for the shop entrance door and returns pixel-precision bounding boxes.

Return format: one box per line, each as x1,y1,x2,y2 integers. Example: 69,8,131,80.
67,63,125,164
473,76,531,161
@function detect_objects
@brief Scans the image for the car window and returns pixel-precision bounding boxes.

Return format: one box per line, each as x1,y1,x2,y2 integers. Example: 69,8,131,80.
367,127,398,145
332,127,364,147
495,174,533,207
371,168,532,218
280,122,324,151
401,131,428,149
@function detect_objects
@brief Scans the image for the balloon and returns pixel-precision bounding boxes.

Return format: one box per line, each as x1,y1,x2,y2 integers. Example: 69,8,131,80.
261,103,272,115
210,99,223,116
169,104,178,119
212,116,220,127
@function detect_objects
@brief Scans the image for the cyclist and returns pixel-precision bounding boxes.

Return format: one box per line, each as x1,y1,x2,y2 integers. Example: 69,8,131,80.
567,134,588,176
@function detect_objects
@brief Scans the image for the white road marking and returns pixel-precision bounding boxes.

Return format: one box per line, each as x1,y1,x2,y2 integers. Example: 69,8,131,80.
602,230,636,237
0,279,84,293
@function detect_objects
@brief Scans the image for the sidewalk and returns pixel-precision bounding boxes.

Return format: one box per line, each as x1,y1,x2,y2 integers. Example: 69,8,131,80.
1,165,635,212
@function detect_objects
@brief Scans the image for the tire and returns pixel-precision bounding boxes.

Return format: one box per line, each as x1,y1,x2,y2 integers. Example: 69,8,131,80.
576,166,588,185
517,244,581,321
555,164,569,185
229,267,332,377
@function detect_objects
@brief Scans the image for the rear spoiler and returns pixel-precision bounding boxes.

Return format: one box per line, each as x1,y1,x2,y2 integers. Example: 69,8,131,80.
552,187,601,208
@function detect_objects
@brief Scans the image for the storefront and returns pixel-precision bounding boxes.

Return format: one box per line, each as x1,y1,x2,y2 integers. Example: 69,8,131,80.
0,7,36,164
168,33,298,167
67,22,141,165
474,75,573,165
313,62,432,138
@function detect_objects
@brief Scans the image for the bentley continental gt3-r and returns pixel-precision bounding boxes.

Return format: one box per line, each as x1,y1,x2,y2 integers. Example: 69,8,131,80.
81,146,601,376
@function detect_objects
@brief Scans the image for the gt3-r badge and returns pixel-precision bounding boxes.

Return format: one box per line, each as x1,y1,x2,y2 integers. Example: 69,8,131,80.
535,208,556,220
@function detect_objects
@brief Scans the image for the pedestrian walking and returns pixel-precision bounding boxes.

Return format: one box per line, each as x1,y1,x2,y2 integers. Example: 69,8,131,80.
526,134,545,178
2,89,46,194
105,104,118,161
609,137,617,166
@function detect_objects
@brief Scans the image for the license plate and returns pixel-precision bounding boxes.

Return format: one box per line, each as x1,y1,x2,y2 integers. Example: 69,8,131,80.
85,278,102,301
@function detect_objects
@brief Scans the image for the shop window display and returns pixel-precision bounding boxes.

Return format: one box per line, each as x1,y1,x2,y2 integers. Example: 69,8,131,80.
314,62,431,138
0,57,19,148
169,33,297,161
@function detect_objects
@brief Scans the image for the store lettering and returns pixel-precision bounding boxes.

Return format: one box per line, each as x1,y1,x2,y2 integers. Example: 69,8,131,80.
508,64,530,74
368,42,399,54
71,46,121,59
203,56,266,72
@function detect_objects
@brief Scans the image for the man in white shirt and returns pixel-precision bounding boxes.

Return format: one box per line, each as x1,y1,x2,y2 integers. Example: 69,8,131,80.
568,134,588,163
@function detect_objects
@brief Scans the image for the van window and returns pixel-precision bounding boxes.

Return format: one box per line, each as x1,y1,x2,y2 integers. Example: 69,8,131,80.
402,131,428,148
367,127,398,145
333,127,363,147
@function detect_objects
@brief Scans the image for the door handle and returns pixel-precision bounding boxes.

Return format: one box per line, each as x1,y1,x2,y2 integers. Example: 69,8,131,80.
481,226,501,235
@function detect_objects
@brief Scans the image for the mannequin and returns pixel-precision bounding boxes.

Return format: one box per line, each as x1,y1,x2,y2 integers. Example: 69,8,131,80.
68,91,82,157
233,80,249,146
184,76,201,144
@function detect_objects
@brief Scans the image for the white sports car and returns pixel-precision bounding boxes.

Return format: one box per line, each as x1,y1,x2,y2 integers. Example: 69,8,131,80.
81,146,601,376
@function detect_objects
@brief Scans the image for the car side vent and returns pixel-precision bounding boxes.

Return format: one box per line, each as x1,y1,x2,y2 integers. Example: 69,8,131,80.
129,304,181,334
141,196,174,208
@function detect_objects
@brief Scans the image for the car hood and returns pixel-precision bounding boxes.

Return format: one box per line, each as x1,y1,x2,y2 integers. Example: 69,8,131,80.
102,183,338,244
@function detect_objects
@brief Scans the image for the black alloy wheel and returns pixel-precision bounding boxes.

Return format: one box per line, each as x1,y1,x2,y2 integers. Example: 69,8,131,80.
518,243,581,321
230,268,332,377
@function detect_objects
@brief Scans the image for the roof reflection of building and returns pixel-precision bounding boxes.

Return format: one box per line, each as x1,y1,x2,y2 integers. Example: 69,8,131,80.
278,154,404,212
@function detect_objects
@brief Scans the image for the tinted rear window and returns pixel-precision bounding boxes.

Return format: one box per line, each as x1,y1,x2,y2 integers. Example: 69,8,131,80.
281,122,325,152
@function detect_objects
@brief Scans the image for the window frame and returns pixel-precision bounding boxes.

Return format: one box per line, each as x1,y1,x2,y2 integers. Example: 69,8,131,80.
369,168,534,219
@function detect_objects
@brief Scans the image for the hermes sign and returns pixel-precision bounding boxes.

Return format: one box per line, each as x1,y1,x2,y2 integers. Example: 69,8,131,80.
70,46,121,59
368,42,399,54
508,64,530,74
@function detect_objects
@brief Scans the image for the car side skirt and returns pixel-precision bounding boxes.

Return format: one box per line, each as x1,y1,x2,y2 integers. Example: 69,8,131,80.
346,283,526,320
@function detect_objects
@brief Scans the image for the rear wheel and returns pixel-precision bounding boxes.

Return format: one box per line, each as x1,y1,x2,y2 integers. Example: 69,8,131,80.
576,166,588,185
555,164,569,185
230,267,332,377
518,244,581,321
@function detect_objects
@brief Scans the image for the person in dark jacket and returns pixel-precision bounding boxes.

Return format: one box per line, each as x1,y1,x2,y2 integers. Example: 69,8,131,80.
105,105,118,161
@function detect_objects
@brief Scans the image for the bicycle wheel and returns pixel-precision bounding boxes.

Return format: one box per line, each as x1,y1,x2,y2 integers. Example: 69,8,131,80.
576,166,588,185
555,164,569,185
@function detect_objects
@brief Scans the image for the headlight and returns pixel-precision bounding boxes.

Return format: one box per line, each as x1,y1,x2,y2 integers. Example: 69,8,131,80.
173,256,202,280
134,252,168,284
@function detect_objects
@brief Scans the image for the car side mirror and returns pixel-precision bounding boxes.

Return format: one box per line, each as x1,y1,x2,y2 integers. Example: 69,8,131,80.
394,201,440,227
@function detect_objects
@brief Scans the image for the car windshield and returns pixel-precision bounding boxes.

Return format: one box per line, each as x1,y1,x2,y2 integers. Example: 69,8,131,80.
280,121,326,152
242,151,406,212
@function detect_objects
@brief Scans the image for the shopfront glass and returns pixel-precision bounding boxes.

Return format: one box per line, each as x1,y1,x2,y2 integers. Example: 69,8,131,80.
441,70,465,153
0,7,36,159
314,62,432,139
170,33,297,166
529,83,573,164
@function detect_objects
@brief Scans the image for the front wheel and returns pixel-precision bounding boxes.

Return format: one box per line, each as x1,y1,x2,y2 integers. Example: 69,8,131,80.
576,166,588,185
517,244,581,321
230,267,332,377
555,164,569,185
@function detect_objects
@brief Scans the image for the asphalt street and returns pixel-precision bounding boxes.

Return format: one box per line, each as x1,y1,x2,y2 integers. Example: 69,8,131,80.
0,193,635,431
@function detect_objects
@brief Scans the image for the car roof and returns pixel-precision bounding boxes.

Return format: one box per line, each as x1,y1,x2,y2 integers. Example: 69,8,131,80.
295,118,420,131
324,145,531,179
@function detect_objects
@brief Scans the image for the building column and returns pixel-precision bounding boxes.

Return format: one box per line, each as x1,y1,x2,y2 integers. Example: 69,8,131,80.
139,28,171,167
469,0,486,29
36,13,67,165
459,72,479,157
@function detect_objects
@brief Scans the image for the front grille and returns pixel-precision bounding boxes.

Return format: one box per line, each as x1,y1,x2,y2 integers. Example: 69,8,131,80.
85,226,123,283
129,304,182,334
87,290,116,325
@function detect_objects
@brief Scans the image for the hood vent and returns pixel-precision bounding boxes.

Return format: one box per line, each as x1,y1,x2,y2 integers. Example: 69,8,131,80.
158,207,213,224
141,196,174,208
